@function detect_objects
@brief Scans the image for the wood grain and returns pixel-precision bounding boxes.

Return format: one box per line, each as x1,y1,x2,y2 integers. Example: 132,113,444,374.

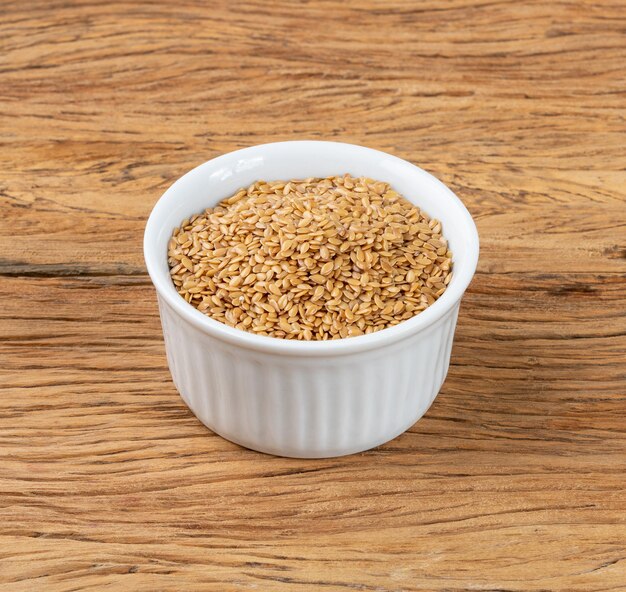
1,1,625,590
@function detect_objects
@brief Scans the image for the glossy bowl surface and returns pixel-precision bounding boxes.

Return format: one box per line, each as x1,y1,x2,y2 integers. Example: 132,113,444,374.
144,141,479,457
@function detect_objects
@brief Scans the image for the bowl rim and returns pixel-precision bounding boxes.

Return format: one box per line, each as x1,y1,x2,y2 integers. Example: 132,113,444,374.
144,140,479,357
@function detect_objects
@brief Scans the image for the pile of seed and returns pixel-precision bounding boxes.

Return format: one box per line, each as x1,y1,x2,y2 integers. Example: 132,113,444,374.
168,175,452,340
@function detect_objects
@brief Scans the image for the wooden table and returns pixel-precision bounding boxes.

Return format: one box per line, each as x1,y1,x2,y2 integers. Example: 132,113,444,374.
2,1,625,590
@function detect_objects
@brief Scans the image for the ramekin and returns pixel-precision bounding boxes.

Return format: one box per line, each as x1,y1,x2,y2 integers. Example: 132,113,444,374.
144,141,479,458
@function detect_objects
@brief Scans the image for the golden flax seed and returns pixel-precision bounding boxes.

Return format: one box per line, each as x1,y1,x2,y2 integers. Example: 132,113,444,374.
168,174,452,340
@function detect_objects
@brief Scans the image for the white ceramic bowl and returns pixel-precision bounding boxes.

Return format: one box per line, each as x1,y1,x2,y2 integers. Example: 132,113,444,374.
144,141,479,458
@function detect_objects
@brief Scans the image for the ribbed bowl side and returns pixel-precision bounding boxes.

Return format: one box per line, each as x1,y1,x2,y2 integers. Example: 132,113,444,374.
157,296,460,458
